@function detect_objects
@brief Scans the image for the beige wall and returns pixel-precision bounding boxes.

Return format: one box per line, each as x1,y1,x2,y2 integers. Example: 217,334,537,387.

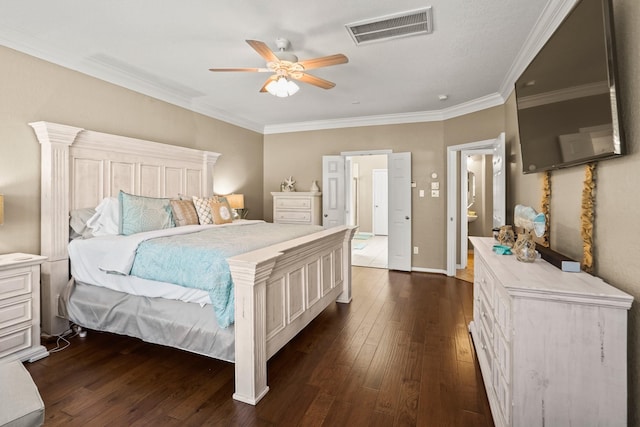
0,45,263,255
508,0,640,423
264,107,505,271
264,122,447,270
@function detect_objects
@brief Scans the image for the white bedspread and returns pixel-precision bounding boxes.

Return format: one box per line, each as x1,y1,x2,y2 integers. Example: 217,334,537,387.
68,220,265,305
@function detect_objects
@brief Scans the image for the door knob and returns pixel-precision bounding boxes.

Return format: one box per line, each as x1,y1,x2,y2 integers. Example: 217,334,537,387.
324,214,328,217
405,216,410,220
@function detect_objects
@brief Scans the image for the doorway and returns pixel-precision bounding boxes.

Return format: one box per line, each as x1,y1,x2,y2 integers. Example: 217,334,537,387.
347,155,388,268
322,151,413,271
446,133,506,276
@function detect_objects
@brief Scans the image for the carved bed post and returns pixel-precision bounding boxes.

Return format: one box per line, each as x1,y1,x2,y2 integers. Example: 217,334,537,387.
202,152,218,196
228,254,280,405
30,121,83,336
336,226,357,303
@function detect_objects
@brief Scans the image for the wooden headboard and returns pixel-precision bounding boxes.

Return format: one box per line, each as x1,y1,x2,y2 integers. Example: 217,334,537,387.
30,121,221,335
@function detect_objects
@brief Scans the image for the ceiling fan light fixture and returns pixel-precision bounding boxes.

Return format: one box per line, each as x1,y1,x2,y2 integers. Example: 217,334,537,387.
266,76,299,97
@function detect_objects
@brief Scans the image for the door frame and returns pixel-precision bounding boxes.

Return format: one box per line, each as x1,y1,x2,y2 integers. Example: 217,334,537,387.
460,149,493,268
446,136,504,276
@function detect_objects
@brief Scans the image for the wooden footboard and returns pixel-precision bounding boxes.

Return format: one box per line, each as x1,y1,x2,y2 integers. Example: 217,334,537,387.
32,121,355,405
229,225,355,404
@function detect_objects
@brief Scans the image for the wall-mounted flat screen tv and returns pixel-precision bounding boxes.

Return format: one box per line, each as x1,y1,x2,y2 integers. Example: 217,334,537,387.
515,0,625,174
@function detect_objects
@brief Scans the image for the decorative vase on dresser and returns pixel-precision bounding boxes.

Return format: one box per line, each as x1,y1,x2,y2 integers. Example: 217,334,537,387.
271,192,322,225
469,236,632,427
0,253,49,362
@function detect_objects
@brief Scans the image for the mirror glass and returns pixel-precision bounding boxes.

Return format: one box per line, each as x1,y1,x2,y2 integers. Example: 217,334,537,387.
467,171,476,207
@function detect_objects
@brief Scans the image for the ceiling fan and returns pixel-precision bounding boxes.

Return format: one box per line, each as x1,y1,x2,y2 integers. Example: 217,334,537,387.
209,38,348,97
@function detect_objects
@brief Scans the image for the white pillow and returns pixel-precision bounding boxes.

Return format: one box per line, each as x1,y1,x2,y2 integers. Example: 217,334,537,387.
86,197,120,236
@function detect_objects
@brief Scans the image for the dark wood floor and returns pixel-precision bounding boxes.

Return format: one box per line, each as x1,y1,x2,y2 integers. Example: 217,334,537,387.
26,267,493,426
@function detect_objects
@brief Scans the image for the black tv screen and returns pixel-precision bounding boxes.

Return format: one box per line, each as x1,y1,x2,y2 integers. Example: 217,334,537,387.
515,0,625,174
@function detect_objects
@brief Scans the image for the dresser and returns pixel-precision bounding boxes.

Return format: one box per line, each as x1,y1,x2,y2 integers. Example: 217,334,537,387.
271,192,322,225
469,237,632,427
0,253,49,363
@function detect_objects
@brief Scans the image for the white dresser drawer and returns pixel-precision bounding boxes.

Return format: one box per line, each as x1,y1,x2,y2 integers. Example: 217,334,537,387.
0,299,32,330
276,197,312,209
0,325,32,359
0,268,33,300
493,330,511,385
275,211,312,223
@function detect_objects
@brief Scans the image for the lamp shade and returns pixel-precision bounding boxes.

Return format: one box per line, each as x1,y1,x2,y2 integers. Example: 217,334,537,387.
265,77,299,97
0,194,4,225
226,194,245,210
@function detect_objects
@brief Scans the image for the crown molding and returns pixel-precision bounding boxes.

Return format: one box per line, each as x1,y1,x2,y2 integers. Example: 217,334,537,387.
263,93,506,135
499,0,578,100
2,1,576,136
0,28,264,134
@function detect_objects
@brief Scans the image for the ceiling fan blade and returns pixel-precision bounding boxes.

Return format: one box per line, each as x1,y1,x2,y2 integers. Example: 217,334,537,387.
294,73,336,89
246,40,280,63
298,54,348,70
209,67,270,72
259,76,278,93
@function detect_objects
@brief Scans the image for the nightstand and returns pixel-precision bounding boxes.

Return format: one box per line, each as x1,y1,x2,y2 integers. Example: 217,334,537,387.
271,192,322,225
0,253,49,363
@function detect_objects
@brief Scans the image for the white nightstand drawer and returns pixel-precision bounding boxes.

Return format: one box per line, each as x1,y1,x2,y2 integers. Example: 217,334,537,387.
0,299,32,330
276,197,311,209
276,211,311,223
0,325,32,359
0,269,33,300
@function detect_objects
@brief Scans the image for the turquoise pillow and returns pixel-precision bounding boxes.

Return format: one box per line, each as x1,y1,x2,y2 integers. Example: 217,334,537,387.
118,191,174,235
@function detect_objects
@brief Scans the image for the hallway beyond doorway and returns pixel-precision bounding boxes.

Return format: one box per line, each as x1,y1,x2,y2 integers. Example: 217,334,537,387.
352,235,388,269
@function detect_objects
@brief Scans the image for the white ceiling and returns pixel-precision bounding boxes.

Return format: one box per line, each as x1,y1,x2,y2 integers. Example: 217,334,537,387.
0,0,576,134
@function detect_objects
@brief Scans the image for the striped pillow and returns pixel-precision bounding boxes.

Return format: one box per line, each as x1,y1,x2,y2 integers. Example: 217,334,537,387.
170,200,199,226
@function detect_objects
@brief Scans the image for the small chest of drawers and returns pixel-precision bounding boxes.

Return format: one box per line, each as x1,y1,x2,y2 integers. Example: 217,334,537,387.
0,253,49,362
271,192,322,225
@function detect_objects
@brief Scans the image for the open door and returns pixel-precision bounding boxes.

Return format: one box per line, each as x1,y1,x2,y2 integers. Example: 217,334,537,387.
387,152,412,271
492,134,506,228
322,156,346,227
446,133,505,276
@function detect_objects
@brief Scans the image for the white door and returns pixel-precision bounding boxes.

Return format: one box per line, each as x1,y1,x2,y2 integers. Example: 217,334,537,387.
387,152,412,271
492,133,506,228
372,169,388,235
322,155,346,227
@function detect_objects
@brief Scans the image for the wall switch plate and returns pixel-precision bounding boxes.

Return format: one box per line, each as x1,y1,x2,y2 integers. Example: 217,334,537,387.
431,190,440,197
419,189,425,197
431,182,439,190
413,246,419,254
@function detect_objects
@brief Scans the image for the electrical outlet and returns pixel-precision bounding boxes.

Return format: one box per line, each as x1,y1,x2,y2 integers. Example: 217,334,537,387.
413,246,419,254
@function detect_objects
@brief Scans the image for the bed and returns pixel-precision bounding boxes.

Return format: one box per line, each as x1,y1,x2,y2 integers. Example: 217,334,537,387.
32,121,356,405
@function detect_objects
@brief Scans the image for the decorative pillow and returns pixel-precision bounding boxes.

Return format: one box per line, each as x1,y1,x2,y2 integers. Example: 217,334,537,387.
170,199,199,226
69,207,96,239
192,196,217,225
86,197,120,236
119,191,174,235
209,197,233,224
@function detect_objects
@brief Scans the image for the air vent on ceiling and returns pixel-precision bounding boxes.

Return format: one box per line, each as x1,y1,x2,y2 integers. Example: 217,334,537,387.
346,7,433,45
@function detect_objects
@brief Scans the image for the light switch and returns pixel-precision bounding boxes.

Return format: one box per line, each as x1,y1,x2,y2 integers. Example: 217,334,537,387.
431,182,439,190
419,189,425,197
431,189,440,197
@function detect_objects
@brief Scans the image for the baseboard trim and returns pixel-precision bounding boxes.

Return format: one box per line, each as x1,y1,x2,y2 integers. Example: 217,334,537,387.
412,267,447,275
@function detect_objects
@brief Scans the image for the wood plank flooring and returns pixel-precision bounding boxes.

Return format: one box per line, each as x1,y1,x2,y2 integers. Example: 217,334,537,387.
26,267,493,426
